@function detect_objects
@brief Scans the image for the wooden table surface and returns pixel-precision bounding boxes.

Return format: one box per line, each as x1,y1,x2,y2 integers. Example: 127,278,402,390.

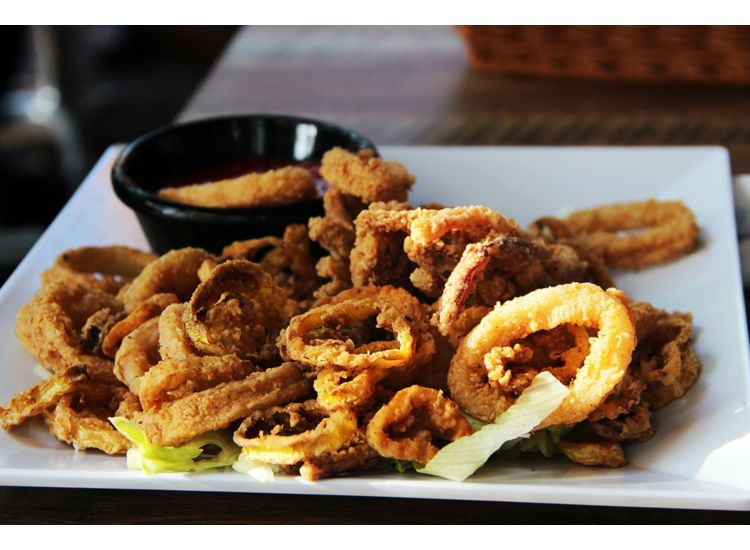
3,26,750,524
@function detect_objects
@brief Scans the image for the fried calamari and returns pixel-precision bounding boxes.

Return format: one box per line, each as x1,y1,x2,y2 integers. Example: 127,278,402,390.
158,166,317,208
320,148,415,203
561,199,699,270
448,283,636,426
365,385,473,464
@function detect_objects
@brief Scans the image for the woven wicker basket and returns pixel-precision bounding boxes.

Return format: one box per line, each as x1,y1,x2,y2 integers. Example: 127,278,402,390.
456,26,750,85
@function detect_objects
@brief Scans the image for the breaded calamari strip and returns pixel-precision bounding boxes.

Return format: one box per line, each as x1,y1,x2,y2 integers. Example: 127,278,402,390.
138,355,259,411
158,303,197,360
158,166,317,208
141,362,313,446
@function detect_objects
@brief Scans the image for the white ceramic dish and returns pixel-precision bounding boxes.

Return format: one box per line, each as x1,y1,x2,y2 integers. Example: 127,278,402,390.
1,145,749,511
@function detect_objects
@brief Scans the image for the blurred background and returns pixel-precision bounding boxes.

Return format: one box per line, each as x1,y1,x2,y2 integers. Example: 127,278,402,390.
4,25,750,287
0,26,237,283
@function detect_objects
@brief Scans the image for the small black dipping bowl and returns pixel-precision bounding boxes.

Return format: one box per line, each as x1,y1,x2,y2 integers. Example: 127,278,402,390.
111,114,378,254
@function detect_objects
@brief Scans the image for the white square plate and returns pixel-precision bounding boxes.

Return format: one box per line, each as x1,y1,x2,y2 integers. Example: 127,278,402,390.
2,146,749,511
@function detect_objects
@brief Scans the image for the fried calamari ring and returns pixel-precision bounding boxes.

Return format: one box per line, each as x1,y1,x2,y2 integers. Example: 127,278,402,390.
320,148,415,203
158,166,317,208
15,282,123,381
141,362,313,446
113,316,160,394
448,283,636,427
562,199,699,270
0,365,90,430
313,367,388,414
102,293,179,357
122,247,215,312
279,286,435,371
183,260,299,362
223,224,318,305
138,354,259,411
233,400,359,466
43,384,135,455
365,385,473,464
41,246,156,295
158,303,197,360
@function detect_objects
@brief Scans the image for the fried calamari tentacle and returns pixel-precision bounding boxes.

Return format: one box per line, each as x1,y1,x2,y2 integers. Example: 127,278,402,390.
183,259,299,363
308,188,368,300
158,166,317,208
113,316,161,394
448,283,636,426
365,385,473,464
309,188,365,260
122,247,215,312
43,384,135,455
279,286,435,371
41,246,156,295
562,199,699,270
138,355,259,411
102,293,179,358
434,235,588,337
630,303,701,409
15,282,123,381
0,365,90,429
320,148,415,203
587,404,654,443
223,224,318,305
481,325,591,397
234,400,359,468
403,206,523,298
528,216,615,289
350,204,417,290
141,362,313,446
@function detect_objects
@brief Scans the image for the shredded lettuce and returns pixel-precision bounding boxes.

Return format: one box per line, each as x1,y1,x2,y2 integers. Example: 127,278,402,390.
416,371,569,481
109,417,239,474
515,425,574,457
232,452,278,482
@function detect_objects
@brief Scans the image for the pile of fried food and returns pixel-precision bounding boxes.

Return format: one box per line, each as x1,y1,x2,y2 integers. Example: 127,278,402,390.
0,147,701,481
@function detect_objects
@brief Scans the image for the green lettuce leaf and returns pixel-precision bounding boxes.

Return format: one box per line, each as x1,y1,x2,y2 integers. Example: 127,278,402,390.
416,371,569,481
109,417,239,474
